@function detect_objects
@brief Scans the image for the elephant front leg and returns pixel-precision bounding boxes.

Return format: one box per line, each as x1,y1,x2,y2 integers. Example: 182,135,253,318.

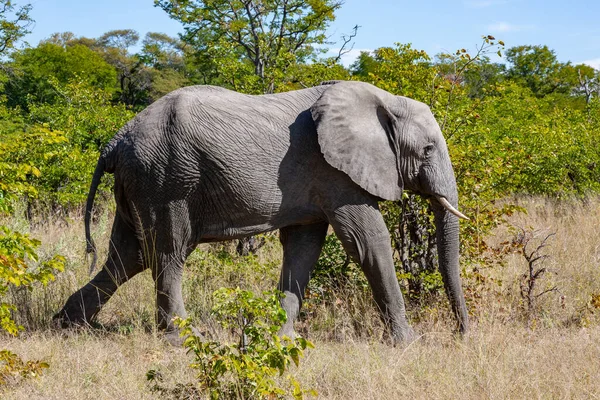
327,203,414,343
278,222,328,338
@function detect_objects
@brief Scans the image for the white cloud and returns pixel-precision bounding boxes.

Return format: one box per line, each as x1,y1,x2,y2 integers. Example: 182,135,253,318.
326,48,372,67
583,58,600,70
486,22,533,33
465,0,508,8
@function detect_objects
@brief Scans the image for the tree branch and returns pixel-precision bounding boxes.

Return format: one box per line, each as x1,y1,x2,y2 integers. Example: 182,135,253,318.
332,25,359,64
242,0,264,76
276,0,289,55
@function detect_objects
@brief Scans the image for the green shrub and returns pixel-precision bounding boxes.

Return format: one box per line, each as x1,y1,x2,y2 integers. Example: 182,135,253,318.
3,42,117,111
148,288,315,399
0,226,64,335
0,79,134,210
0,98,66,386
28,77,134,151
0,225,64,387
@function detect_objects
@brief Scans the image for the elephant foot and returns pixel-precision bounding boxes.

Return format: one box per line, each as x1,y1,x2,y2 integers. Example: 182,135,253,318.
53,283,109,329
389,325,416,346
163,330,185,346
162,325,206,347
52,307,95,329
278,325,298,341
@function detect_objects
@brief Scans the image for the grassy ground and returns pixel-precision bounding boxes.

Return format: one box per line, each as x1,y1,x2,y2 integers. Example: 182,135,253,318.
1,197,600,399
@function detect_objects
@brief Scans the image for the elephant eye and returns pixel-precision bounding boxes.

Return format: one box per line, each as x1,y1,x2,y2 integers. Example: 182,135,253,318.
423,144,435,157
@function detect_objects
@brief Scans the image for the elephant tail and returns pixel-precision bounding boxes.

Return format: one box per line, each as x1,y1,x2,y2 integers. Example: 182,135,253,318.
85,156,107,275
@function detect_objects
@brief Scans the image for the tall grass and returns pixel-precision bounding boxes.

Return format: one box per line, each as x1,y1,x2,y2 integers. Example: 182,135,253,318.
0,196,599,398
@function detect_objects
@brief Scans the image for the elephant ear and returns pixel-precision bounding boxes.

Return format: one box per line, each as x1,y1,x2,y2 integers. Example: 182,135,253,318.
311,81,404,201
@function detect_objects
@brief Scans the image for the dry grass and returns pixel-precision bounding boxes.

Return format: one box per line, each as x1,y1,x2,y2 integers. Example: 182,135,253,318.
482,196,600,328
1,196,600,399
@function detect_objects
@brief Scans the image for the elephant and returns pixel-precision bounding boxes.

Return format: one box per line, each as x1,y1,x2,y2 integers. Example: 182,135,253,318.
55,80,469,343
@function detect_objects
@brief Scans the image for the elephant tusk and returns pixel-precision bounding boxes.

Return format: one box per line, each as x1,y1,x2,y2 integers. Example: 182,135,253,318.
436,196,470,220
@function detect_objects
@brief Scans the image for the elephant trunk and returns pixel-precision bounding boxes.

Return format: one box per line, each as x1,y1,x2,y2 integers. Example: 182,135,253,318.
432,196,469,334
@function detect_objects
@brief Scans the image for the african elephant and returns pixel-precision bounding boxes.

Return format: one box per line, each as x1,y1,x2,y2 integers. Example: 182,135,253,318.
55,80,469,342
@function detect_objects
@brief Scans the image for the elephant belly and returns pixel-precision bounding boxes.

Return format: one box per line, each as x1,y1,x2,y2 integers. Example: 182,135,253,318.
197,187,326,242
189,139,327,241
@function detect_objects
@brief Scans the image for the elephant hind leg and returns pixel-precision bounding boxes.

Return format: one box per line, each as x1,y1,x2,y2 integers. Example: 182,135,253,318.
278,222,328,338
55,212,145,326
146,206,197,333
152,249,191,332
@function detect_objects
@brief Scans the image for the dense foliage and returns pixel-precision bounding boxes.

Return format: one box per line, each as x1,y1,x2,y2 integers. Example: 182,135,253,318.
156,0,342,93
0,79,64,387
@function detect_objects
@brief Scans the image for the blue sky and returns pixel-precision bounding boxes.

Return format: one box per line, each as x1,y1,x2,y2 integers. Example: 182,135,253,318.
24,0,600,69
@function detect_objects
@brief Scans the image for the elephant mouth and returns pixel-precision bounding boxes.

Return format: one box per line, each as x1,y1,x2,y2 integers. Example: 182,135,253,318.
435,196,469,220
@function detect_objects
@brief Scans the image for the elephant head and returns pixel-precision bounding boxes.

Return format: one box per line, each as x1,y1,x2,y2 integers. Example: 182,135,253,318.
311,81,469,333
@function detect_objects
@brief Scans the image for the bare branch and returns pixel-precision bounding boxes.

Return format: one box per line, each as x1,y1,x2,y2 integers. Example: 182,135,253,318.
242,0,264,77
332,25,359,64
441,38,496,131
535,286,558,299
515,227,559,325
276,0,289,55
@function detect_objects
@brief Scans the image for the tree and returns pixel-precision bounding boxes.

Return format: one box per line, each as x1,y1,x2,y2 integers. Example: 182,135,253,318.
43,31,97,49
349,50,378,77
505,45,571,97
139,32,190,99
94,29,153,108
464,60,505,97
156,0,342,93
97,29,139,50
39,31,191,105
0,0,33,100
140,32,186,71
566,63,599,105
0,0,33,54
354,44,435,99
2,42,117,110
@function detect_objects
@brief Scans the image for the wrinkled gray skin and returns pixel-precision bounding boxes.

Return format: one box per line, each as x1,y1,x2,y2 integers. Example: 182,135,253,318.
55,81,468,342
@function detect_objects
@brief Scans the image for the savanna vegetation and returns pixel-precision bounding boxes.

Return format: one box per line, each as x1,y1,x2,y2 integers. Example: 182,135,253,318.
1,0,599,398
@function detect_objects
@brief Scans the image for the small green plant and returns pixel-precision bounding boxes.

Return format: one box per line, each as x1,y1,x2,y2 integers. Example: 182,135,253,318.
0,226,64,386
0,226,65,335
148,288,316,399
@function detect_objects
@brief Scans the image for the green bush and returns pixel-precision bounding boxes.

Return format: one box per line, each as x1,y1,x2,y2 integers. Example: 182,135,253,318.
28,77,134,151
148,288,315,399
3,42,117,111
0,94,67,387
0,230,60,385
0,223,63,387
0,226,64,335
0,79,134,210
